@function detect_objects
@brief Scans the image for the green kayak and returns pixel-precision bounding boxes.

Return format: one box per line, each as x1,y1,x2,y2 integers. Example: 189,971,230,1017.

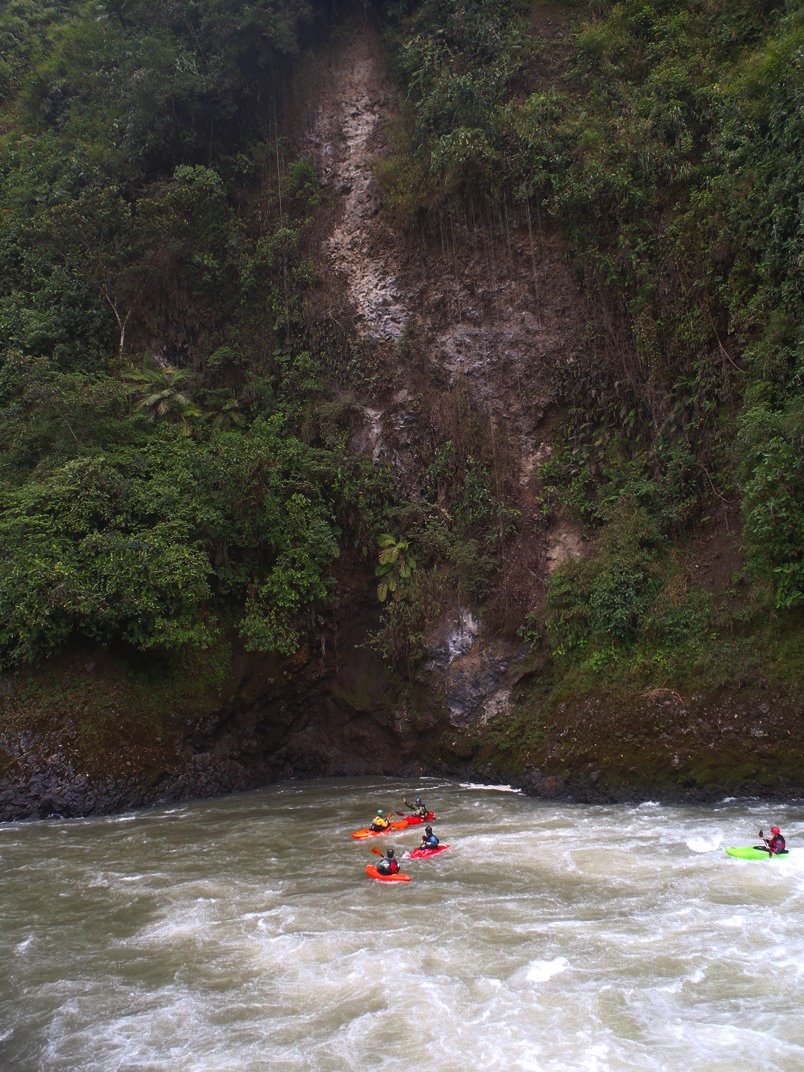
724,846,793,860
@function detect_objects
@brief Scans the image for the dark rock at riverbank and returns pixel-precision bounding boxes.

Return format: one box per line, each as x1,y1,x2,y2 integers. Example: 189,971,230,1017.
2,638,801,823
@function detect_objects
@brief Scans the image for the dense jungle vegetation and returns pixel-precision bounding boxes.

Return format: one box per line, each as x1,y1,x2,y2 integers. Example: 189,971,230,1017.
378,0,802,691
0,0,393,670
0,0,801,698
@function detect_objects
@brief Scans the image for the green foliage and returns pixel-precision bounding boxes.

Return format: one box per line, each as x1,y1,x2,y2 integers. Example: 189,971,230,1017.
1,0,799,690
369,565,447,671
0,407,364,668
545,491,714,664
384,0,802,629
544,561,593,659
650,589,714,647
383,0,525,206
0,0,387,672
124,359,203,432
0,454,212,665
546,550,720,685
240,492,339,655
517,610,543,653
737,399,804,608
375,534,417,602
588,561,659,642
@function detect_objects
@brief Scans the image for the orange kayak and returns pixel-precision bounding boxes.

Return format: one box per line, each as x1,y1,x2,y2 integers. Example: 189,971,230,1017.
351,819,409,840
365,864,411,883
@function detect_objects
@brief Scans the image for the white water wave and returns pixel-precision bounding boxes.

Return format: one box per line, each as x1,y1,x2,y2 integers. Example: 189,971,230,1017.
460,782,523,793
523,957,571,984
686,835,723,853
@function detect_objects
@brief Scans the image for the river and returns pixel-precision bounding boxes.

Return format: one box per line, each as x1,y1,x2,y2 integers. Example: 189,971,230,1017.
1,779,803,1071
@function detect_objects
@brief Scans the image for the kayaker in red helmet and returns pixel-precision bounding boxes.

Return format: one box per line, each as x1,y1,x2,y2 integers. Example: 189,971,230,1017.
376,847,400,876
756,826,786,855
369,809,391,832
419,825,440,850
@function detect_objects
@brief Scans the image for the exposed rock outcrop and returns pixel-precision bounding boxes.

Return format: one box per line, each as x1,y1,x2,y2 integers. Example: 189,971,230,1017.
301,17,586,726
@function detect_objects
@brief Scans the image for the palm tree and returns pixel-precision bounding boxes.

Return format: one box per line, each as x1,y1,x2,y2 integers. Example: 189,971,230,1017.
201,395,245,431
123,359,203,435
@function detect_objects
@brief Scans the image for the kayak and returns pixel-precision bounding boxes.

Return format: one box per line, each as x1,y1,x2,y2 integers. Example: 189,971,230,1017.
407,844,450,859
724,846,795,860
402,812,437,826
351,820,408,840
365,864,411,883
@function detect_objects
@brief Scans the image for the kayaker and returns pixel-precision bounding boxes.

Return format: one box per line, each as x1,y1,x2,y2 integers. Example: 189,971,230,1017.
376,847,400,876
419,825,439,850
405,796,428,818
369,809,391,832
757,826,786,855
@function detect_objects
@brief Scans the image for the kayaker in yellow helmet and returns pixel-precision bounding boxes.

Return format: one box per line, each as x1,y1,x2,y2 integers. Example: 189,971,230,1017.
369,808,391,832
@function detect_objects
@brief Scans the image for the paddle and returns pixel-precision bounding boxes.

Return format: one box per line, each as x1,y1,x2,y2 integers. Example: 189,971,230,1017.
754,829,771,854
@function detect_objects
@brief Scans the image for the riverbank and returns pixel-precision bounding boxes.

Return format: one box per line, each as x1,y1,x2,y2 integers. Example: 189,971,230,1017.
2,640,801,822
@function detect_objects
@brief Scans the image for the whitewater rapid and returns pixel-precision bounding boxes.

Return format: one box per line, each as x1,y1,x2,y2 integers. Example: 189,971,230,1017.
1,780,802,1071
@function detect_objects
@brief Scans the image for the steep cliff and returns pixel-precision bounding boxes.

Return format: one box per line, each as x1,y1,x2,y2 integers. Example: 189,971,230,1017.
0,1,801,819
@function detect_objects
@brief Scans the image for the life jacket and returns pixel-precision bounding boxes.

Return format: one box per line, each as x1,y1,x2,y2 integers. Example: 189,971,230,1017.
370,816,390,831
423,834,439,848
769,834,786,854
414,806,428,818
378,857,399,875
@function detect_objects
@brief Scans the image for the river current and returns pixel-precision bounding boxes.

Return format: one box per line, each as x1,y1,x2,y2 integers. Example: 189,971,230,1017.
1,779,803,1072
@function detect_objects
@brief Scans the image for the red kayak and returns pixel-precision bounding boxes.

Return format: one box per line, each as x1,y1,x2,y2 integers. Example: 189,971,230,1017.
351,820,409,840
365,864,411,883
401,812,437,827
407,844,450,859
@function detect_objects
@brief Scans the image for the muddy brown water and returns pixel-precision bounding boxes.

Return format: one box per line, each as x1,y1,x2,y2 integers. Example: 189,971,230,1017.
2,778,803,1071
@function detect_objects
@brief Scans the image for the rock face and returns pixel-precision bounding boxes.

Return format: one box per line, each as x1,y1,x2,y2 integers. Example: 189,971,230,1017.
424,609,518,725
300,18,587,727
303,22,583,486
304,27,409,341
0,578,436,822
0,710,392,822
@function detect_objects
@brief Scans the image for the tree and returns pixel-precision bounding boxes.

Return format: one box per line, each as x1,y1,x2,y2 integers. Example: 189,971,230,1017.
123,359,203,433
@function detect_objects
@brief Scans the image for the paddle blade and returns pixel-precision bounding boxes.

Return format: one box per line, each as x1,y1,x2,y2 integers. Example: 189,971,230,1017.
370,847,384,857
